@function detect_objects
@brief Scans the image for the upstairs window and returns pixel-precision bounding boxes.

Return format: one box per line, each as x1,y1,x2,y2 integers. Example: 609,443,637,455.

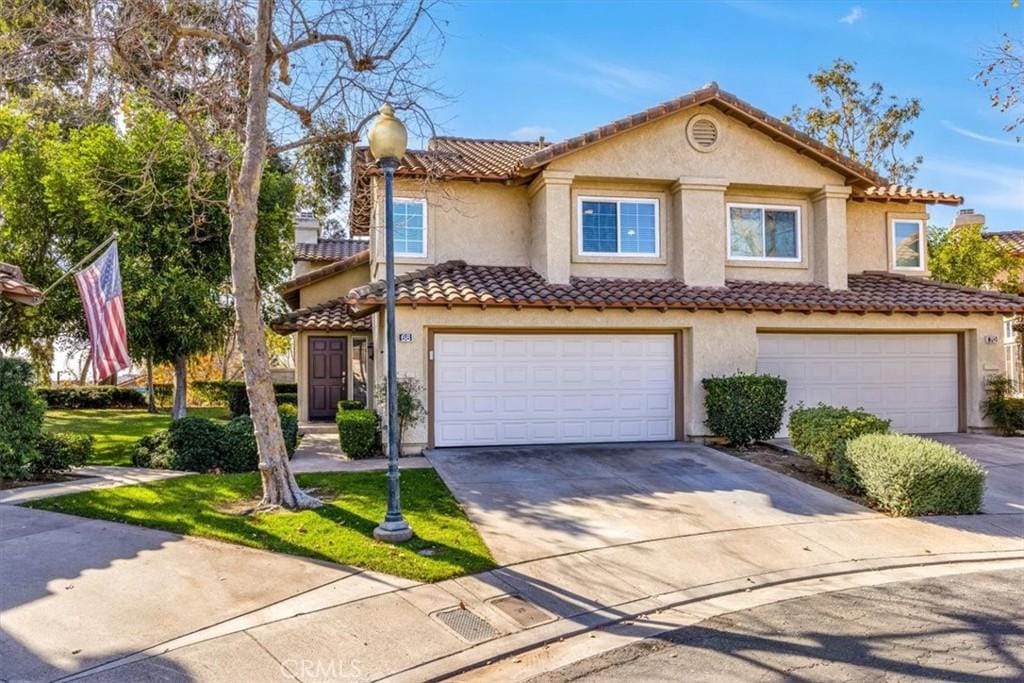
579,198,659,256
394,198,426,256
727,203,800,261
891,219,924,270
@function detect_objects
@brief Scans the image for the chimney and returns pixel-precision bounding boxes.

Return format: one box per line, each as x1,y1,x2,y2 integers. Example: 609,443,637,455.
953,208,986,228
294,210,320,244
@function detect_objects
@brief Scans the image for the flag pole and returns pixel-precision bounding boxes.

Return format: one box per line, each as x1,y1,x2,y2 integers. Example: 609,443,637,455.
41,232,118,297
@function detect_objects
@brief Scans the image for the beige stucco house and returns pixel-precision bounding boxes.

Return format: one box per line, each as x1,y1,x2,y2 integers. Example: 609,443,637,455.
273,83,1024,451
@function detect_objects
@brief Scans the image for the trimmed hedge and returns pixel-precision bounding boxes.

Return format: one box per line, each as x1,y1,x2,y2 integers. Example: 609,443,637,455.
28,432,92,478
1,357,46,479
336,409,380,459
788,404,890,484
223,381,301,416
841,433,986,516
338,399,366,411
703,373,787,448
37,385,146,409
130,407,299,472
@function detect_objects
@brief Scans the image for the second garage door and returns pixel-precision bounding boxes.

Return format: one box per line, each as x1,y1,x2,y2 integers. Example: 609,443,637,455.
757,333,959,435
433,333,676,447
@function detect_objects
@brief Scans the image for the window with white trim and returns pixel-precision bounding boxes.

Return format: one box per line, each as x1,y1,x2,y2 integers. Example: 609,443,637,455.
727,203,800,261
578,198,659,256
1005,317,1017,342
891,219,924,270
394,198,426,256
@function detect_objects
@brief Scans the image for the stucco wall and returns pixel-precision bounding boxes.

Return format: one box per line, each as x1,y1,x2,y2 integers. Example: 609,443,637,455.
297,263,371,309
379,305,1004,453
847,201,930,275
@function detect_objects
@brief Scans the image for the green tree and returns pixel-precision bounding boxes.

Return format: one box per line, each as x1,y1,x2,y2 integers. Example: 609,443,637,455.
927,223,1022,293
786,58,923,184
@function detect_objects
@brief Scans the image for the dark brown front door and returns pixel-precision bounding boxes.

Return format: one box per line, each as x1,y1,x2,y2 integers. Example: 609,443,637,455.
309,337,347,420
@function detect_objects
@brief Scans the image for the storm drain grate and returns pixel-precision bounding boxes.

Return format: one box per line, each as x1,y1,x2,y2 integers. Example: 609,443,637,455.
489,594,554,629
434,606,499,643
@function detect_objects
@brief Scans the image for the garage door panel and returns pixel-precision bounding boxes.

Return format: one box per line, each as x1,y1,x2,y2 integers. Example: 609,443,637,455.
435,333,675,447
757,333,957,435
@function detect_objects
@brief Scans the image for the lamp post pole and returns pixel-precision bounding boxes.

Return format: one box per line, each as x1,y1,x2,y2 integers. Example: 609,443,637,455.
370,105,413,543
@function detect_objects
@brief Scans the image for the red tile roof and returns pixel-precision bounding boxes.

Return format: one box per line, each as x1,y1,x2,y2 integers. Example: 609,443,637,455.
0,263,43,306
986,230,1024,255
280,249,369,309
270,298,371,333
348,261,1024,316
348,84,962,234
294,238,370,262
852,185,963,205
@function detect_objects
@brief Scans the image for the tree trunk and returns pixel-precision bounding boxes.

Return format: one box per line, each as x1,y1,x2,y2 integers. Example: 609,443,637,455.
146,356,157,413
78,349,92,385
228,0,319,509
171,353,187,419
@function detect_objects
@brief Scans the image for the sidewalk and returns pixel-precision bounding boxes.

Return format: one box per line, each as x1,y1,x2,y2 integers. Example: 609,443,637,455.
291,422,433,473
0,465,188,505
65,511,1023,682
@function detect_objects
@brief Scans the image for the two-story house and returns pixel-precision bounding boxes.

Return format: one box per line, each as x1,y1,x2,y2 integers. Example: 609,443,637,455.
273,83,1024,451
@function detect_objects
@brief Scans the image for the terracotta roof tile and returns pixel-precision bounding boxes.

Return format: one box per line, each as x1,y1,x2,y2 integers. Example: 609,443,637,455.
986,230,1024,255
852,185,963,205
0,263,43,306
348,261,1024,316
270,298,371,333
294,238,370,262
280,249,369,309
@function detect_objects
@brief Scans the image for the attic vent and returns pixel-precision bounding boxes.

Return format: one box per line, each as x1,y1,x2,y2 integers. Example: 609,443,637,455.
687,114,720,152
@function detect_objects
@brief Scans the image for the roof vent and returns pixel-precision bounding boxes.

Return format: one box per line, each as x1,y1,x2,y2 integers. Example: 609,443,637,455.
687,114,720,152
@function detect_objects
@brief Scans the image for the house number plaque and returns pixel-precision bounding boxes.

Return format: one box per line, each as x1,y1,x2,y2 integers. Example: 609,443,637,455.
399,333,413,343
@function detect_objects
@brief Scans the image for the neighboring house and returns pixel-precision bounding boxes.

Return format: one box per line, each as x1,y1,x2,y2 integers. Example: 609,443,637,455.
981,220,1024,394
273,83,1024,449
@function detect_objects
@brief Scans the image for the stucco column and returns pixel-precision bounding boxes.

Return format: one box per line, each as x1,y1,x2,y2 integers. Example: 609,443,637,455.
812,185,852,290
672,177,728,287
528,170,574,284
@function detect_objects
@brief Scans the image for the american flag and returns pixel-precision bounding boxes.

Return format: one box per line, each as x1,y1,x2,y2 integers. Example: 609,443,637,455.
74,242,129,381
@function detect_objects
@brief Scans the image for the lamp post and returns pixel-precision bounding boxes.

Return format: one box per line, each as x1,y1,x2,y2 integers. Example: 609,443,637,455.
369,104,413,543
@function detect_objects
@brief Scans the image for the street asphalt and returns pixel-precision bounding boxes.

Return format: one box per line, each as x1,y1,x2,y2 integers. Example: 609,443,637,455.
530,569,1024,682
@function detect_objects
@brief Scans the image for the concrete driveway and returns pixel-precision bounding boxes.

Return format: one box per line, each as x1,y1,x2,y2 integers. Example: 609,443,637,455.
928,433,1023,516
426,442,874,564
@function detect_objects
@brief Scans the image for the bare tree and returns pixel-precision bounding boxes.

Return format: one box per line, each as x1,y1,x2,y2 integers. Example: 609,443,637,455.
977,33,1024,142
1,1,442,508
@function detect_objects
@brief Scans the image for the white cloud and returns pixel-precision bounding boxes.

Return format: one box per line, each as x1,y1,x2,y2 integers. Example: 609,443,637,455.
543,55,669,100
508,125,556,141
924,159,1024,212
942,121,1022,149
839,6,864,24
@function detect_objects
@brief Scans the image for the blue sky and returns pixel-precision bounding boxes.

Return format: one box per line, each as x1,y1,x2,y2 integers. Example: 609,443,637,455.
424,0,1023,229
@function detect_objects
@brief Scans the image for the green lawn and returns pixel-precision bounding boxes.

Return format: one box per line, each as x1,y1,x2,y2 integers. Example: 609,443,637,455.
42,407,231,466
27,470,496,582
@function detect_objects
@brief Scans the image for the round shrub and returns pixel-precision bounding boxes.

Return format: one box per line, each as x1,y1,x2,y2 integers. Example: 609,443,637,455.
843,433,986,516
130,430,174,469
221,416,259,473
278,407,299,458
28,432,93,478
0,357,46,480
788,404,890,485
337,399,365,411
702,373,787,448
336,409,380,459
167,416,226,472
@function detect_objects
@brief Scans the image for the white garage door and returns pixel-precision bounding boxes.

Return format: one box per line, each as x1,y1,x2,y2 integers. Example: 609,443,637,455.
757,333,959,435
434,333,676,447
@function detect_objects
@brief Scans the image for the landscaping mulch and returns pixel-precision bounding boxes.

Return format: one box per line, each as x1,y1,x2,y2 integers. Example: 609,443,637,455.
710,443,869,507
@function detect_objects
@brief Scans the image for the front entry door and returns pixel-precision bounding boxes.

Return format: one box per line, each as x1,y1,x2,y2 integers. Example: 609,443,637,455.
309,337,347,420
